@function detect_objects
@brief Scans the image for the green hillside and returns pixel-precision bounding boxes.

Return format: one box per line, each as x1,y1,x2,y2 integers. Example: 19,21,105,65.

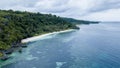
62,17,99,24
0,10,78,51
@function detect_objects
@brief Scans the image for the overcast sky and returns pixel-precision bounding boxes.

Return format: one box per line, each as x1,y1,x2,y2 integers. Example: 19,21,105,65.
0,0,120,21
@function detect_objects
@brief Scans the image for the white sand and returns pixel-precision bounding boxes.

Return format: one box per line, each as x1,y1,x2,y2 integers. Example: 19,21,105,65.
21,29,75,43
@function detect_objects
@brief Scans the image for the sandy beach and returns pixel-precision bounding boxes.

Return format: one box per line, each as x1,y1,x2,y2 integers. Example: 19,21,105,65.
21,29,75,43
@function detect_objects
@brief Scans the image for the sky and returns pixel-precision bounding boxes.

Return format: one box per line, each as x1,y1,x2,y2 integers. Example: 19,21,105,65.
0,0,120,21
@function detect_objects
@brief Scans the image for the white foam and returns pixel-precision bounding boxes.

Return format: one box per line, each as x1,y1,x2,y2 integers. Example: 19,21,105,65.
56,62,66,68
25,55,38,61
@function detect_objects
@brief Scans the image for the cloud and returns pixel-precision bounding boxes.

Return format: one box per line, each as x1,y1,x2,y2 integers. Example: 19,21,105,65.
0,0,120,21
80,8,120,21
89,0,120,12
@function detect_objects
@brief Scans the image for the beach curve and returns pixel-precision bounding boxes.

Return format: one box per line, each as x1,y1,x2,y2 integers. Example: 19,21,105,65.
21,29,76,43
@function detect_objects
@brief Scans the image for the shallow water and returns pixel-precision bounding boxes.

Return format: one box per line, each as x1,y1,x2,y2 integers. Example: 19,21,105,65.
1,22,120,68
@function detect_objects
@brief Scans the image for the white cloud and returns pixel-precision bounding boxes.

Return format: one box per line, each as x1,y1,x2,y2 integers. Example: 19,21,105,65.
80,8,120,21
0,0,120,21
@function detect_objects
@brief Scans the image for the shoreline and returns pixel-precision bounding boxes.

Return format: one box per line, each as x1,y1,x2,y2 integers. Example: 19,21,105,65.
0,29,76,61
21,29,76,43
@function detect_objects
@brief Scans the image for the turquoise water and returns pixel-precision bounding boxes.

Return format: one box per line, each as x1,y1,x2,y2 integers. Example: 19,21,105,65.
1,22,120,68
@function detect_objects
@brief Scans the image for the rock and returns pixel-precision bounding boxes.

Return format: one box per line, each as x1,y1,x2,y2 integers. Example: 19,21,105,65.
5,48,14,54
21,45,27,48
0,56,10,61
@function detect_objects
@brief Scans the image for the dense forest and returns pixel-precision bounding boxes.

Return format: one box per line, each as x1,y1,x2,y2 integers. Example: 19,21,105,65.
0,10,98,58
62,17,99,24
0,10,80,57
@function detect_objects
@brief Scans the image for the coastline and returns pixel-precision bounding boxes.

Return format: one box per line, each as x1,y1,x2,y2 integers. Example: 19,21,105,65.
0,29,76,61
21,29,76,43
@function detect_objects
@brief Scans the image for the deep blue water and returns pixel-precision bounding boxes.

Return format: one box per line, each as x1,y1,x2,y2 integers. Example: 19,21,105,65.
1,22,120,68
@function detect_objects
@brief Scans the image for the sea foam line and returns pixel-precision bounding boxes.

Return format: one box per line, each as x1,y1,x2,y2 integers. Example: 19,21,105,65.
21,29,75,43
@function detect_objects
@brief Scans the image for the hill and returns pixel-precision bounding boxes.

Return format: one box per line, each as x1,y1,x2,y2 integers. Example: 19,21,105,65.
62,17,99,24
0,10,78,52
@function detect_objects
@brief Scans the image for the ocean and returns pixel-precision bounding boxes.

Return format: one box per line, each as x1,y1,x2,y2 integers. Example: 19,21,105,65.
1,22,120,68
